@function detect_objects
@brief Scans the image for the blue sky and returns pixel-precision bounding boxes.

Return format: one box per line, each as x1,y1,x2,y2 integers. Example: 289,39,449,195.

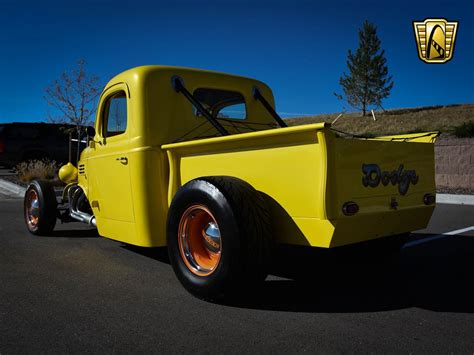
0,0,472,123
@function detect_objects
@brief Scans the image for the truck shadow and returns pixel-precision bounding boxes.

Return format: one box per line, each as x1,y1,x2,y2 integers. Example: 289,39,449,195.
50,228,99,238
221,234,474,313
121,245,170,264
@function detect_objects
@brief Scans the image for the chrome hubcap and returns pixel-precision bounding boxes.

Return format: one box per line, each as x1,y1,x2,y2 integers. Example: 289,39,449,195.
26,189,40,227
178,205,222,276
202,222,221,253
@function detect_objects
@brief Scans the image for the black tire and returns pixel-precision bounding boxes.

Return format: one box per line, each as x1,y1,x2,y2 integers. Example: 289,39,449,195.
24,180,57,235
167,176,272,300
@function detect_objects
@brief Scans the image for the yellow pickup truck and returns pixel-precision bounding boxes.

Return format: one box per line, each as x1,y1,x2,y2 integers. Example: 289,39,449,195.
24,66,437,299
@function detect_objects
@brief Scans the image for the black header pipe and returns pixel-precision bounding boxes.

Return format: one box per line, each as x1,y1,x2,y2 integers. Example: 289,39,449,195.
253,87,287,128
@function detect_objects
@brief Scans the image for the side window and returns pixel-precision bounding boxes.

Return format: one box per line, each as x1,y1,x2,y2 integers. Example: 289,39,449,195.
104,92,127,137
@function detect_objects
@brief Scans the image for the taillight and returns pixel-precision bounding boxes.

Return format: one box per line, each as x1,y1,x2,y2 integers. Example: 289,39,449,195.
0,139,4,153
342,201,359,216
423,193,436,205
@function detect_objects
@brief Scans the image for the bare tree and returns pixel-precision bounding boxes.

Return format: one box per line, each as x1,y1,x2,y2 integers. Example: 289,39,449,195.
44,59,100,161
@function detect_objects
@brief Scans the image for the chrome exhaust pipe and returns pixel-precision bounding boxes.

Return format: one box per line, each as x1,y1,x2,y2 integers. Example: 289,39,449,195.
67,184,96,227
70,210,96,227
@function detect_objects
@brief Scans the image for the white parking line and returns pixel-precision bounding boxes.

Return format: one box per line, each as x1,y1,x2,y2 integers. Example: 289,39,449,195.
442,226,474,235
0,179,26,198
405,226,474,248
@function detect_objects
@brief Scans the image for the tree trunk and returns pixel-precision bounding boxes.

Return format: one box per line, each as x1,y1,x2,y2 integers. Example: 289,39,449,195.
362,102,366,116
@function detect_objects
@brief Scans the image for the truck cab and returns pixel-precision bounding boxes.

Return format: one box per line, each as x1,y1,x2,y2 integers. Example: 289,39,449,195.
78,66,280,247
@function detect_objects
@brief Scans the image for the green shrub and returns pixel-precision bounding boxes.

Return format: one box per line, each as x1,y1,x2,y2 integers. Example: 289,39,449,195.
452,121,474,138
16,159,59,183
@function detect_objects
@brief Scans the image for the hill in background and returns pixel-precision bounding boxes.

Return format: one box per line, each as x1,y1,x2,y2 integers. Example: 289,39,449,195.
286,104,474,137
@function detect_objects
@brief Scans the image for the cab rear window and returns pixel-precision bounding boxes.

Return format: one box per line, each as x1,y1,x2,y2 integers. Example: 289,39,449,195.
193,88,246,120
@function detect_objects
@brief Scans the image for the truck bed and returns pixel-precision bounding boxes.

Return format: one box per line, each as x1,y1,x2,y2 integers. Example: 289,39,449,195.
162,123,437,248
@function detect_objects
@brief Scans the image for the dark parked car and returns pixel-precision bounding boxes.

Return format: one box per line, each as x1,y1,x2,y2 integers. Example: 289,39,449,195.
0,122,76,167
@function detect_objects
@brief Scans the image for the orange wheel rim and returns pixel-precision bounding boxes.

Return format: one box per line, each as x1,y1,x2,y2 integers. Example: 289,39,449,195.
178,205,222,276
25,189,40,228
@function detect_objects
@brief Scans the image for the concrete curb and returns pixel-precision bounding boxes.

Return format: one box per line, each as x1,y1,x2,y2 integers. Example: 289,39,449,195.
437,193,474,206
0,179,26,198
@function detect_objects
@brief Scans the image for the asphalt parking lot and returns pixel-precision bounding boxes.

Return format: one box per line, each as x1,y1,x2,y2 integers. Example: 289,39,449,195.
1,197,474,353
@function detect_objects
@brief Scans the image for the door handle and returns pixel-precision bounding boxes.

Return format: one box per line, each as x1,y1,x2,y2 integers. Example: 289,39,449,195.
116,157,128,164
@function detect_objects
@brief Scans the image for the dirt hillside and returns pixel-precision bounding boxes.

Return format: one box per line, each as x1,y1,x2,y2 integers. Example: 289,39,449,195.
286,104,474,137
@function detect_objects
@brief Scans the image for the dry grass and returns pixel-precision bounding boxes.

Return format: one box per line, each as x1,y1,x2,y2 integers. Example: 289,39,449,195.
286,104,474,136
452,120,474,138
16,159,59,183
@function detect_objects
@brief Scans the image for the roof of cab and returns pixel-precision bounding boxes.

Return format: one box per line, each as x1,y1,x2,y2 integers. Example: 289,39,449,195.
104,65,268,91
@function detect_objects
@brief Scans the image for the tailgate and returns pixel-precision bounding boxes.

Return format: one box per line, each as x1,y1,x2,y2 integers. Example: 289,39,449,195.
326,132,436,230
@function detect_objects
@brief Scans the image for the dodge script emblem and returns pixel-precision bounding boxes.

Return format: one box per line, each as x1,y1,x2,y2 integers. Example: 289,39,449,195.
362,164,419,195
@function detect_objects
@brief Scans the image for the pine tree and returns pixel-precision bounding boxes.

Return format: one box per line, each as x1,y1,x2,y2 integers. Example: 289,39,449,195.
339,20,394,116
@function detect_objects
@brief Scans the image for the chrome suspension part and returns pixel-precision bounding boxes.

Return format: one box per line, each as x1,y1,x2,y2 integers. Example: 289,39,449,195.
67,184,96,227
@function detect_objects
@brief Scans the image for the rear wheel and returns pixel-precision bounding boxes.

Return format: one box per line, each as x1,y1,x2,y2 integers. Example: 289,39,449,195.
167,177,272,301
24,180,57,235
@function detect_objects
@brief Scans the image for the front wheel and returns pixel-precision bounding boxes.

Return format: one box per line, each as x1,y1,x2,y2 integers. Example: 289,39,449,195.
167,177,272,301
24,180,57,235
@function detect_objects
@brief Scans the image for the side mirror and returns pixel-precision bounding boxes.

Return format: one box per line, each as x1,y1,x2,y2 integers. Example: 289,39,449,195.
86,126,96,137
